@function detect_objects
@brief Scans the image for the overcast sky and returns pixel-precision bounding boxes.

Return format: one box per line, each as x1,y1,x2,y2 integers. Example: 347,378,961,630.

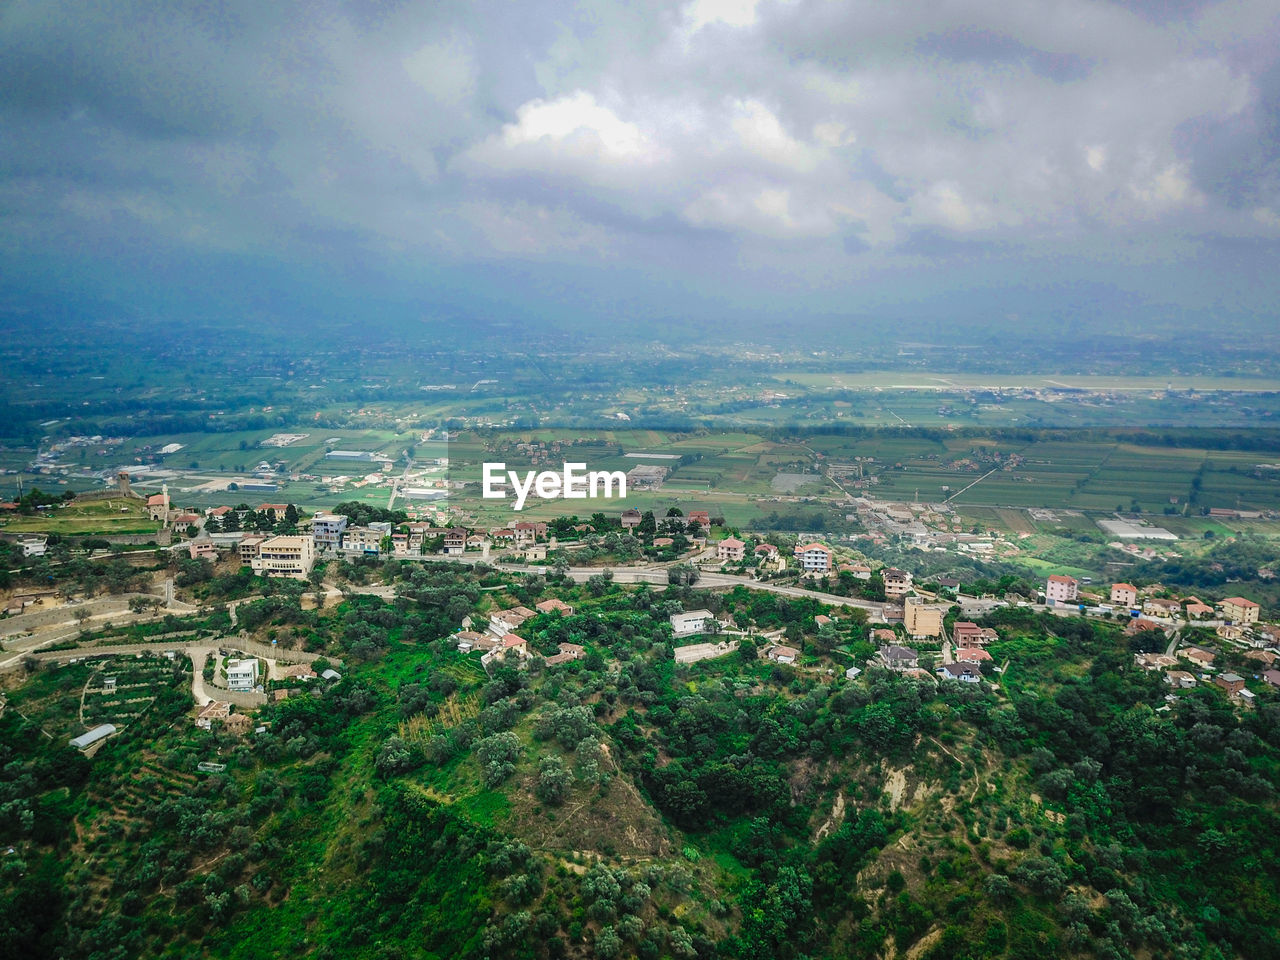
2,0,1278,336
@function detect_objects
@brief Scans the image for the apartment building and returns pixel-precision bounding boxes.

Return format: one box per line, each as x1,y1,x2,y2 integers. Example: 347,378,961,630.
250,535,316,579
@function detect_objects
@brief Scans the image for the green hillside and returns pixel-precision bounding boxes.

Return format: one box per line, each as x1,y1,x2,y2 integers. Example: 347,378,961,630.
3,565,1280,959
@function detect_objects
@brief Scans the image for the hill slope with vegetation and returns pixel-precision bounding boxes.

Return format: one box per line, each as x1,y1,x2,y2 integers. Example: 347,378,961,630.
3,561,1279,960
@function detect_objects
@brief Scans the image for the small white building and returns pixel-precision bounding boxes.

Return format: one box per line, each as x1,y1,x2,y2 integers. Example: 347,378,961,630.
670,609,716,637
17,536,47,558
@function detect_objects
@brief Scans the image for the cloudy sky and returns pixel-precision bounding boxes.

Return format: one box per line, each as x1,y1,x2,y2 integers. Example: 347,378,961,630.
2,0,1278,336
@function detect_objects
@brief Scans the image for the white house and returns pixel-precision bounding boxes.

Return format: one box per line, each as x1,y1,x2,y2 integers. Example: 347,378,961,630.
226,658,260,692
17,536,47,558
670,609,716,637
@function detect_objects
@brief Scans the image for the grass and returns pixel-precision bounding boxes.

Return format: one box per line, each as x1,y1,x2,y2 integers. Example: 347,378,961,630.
0,498,160,536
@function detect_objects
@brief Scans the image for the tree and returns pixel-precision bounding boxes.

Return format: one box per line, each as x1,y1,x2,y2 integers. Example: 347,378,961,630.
535,756,571,804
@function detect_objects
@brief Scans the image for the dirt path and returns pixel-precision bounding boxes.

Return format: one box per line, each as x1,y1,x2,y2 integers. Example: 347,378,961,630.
815,790,846,841
885,768,907,810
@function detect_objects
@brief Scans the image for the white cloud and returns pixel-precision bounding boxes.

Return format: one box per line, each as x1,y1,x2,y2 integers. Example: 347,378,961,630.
495,90,663,163
729,98,819,171
683,0,761,34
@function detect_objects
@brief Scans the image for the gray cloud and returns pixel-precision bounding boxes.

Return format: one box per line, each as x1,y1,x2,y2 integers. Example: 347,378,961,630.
1,0,1278,330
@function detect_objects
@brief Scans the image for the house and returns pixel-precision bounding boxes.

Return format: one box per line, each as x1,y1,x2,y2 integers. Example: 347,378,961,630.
814,614,832,627
533,598,573,618
754,543,779,558
1214,673,1246,697
1216,624,1244,641
443,528,468,555
878,645,919,670
17,536,48,558
717,537,746,562
686,510,710,528
225,658,259,692
453,631,489,653
844,665,862,680
1110,583,1138,607
1244,649,1278,668
491,528,515,543
841,563,872,580
1254,623,1280,646
952,622,1000,646
513,521,547,545
795,543,834,574
171,513,201,527
1180,647,1216,669
250,535,315,579
1165,671,1197,689
195,701,232,729
1184,598,1215,619
763,644,800,664
1219,597,1261,625
1143,597,1181,618
621,508,642,531
904,596,945,639
957,647,993,662
70,724,117,751
872,628,898,644
1045,575,1078,605
882,567,912,597
523,543,547,561
207,505,233,519
1135,652,1178,670
653,537,674,548
280,664,317,681
1124,618,1165,638
187,537,218,561
490,606,535,636
237,535,268,563
1261,669,1280,689
257,503,290,518
311,512,348,551
938,662,982,683
545,642,586,666
500,633,529,657
670,609,716,637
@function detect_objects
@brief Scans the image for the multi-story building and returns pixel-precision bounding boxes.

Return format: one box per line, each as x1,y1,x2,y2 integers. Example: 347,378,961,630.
251,535,315,579
226,658,259,692
882,567,912,597
1110,583,1138,607
443,528,468,555
342,526,384,556
1045,574,1078,605
796,543,833,574
237,535,268,564
717,537,745,562
1219,596,1260,625
312,512,348,552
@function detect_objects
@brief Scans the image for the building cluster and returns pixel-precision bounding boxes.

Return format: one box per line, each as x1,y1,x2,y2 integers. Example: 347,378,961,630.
452,597,583,670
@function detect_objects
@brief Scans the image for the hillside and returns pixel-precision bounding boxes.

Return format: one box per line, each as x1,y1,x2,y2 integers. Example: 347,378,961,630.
3,562,1280,960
